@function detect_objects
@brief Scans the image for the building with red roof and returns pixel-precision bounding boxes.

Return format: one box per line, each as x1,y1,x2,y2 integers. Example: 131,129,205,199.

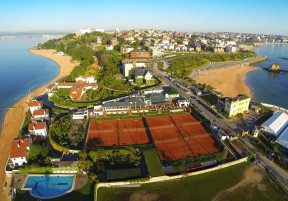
28,101,43,114
69,87,85,100
8,138,31,166
33,109,50,121
28,122,48,137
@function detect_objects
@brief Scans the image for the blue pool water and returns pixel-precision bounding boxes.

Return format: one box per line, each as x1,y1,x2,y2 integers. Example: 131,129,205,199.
24,175,74,199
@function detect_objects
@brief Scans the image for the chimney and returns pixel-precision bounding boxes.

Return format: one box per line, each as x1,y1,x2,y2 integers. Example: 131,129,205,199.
17,141,21,147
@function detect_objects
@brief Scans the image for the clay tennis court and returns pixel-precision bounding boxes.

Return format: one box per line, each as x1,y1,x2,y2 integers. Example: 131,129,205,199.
146,114,219,161
87,119,150,147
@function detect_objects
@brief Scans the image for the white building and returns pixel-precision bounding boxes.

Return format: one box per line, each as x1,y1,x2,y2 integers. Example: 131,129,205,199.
226,41,237,46
177,97,190,107
28,122,48,137
105,45,114,51
120,45,134,54
225,46,237,53
122,62,146,77
75,75,97,84
261,112,288,137
8,138,31,166
163,86,179,99
28,101,43,114
79,28,91,35
72,110,88,120
147,47,164,57
95,29,104,33
33,109,50,121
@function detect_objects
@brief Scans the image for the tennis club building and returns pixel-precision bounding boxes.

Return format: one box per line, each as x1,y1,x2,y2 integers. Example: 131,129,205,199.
261,112,288,137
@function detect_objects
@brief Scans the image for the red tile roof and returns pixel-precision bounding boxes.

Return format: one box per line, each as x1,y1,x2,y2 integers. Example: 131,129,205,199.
28,122,46,130
33,109,49,116
69,87,84,99
28,101,42,107
10,138,30,158
88,69,96,74
58,81,98,88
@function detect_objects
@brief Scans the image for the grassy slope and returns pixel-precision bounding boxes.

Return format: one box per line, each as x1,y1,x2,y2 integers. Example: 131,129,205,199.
97,162,285,201
143,148,164,177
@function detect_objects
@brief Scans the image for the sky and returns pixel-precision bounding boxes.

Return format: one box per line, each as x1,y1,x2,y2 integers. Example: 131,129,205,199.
1,0,288,35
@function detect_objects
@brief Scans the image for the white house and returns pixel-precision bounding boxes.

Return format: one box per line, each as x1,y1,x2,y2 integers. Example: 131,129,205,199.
106,45,114,51
94,105,104,116
147,46,164,57
122,62,146,77
80,28,91,35
33,109,50,121
144,71,153,81
8,137,31,166
75,75,97,84
28,101,43,114
180,46,188,51
28,122,48,137
177,97,190,107
225,46,237,53
95,28,104,33
72,110,88,120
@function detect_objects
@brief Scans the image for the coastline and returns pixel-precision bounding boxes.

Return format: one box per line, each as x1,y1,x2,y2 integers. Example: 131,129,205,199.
0,49,78,201
194,65,261,97
243,42,286,51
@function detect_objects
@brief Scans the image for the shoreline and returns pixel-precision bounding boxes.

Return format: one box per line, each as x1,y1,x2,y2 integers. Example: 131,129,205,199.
195,65,261,97
0,49,78,201
243,42,287,51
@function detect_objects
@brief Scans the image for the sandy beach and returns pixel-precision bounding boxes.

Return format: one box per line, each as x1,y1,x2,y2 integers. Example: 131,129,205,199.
195,65,260,97
0,49,78,201
242,42,285,51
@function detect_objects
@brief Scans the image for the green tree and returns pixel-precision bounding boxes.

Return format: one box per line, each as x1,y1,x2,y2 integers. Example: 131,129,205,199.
27,144,49,166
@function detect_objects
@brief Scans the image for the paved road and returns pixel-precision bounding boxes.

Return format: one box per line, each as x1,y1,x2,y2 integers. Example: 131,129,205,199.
240,138,288,190
152,58,288,191
190,55,267,79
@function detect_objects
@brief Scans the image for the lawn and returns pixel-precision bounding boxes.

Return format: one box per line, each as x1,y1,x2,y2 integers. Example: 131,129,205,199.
97,162,286,201
143,148,164,177
57,88,71,97
200,94,219,106
14,182,94,201
165,152,224,171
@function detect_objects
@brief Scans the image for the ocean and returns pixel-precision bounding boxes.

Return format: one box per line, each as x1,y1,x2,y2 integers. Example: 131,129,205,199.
0,38,59,131
246,44,288,108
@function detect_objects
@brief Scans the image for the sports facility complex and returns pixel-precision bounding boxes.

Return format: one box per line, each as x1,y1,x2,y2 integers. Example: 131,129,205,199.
87,114,219,162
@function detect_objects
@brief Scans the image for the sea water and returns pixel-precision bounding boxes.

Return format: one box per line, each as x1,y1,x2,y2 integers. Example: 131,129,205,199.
246,44,288,108
0,38,59,133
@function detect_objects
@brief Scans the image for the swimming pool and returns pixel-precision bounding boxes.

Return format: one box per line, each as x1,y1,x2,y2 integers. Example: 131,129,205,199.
23,175,74,199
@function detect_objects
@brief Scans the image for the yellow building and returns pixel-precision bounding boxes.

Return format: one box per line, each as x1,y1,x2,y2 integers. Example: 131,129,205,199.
218,94,250,117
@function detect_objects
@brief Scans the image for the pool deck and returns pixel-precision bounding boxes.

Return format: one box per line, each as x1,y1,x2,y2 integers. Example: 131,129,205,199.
21,174,76,200
11,170,88,195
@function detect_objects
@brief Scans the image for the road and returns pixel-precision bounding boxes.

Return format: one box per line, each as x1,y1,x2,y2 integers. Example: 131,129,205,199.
152,57,288,191
240,138,288,191
190,55,267,79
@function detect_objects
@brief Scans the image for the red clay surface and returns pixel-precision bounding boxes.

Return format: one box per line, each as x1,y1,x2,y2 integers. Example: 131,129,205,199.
146,114,219,161
87,119,149,147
